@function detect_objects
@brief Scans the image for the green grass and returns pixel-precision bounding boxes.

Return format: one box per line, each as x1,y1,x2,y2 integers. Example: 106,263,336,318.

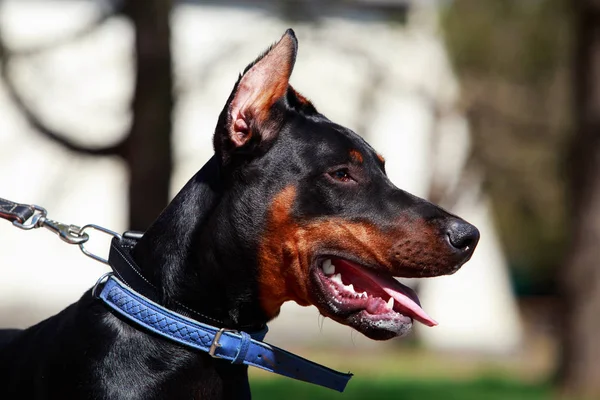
251,377,552,400
247,345,557,399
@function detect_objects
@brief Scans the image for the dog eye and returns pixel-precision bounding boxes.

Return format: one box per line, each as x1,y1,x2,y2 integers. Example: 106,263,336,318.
329,169,352,182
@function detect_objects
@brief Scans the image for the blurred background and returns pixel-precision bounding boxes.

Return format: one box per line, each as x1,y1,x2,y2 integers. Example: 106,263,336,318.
0,0,596,399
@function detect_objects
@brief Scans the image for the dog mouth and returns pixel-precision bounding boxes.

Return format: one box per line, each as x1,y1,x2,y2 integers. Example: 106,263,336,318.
311,257,437,340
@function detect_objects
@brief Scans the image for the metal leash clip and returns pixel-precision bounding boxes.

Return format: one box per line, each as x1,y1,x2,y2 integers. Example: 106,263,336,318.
5,198,121,265
37,217,89,245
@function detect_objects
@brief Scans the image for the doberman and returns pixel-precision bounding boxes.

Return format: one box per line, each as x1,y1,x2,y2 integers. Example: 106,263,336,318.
0,29,479,399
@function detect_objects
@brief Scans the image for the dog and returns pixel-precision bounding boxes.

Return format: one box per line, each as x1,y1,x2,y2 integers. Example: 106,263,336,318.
0,29,479,399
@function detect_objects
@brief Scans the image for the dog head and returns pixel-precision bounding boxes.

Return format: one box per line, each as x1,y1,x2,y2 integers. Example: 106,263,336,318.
212,30,479,340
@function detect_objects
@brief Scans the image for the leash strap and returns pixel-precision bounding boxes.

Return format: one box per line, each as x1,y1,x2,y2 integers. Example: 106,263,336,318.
98,276,352,392
0,197,36,224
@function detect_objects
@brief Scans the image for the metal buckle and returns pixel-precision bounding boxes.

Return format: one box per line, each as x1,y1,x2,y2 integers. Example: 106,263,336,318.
208,328,238,358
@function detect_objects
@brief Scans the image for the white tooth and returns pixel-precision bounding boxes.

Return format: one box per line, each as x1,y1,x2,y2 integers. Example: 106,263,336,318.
331,273,343,284
345,284,355,293
387,297,394,309
361,292,367,298
322,259,335,275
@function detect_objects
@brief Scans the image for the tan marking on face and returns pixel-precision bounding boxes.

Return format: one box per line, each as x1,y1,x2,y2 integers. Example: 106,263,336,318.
377,154,385,164
257,187,454,319
349,149,364,164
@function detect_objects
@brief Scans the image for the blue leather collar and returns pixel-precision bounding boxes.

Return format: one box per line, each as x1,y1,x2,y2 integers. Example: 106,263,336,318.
97,275,352,392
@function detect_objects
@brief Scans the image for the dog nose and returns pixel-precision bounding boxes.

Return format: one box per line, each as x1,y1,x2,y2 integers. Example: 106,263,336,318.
446,220,480,253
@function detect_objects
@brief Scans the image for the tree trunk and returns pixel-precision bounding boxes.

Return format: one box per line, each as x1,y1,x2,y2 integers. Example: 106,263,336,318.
123,0,173,230
559,1,600,398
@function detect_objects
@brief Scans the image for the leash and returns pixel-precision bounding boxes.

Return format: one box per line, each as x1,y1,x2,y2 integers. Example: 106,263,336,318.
0,197,119,263
0,197,353,392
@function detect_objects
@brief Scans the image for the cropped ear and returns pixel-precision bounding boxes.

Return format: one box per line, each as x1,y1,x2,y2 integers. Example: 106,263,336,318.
214,29,298,164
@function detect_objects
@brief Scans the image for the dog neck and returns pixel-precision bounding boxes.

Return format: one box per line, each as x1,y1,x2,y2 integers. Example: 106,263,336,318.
132,156,269,330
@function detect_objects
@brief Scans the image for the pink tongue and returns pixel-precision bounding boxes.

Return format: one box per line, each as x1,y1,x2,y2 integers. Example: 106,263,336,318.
336,260,438,327
367,272,438,327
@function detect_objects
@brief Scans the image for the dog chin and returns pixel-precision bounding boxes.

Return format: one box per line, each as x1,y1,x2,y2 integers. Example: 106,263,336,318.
342,311,413,341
